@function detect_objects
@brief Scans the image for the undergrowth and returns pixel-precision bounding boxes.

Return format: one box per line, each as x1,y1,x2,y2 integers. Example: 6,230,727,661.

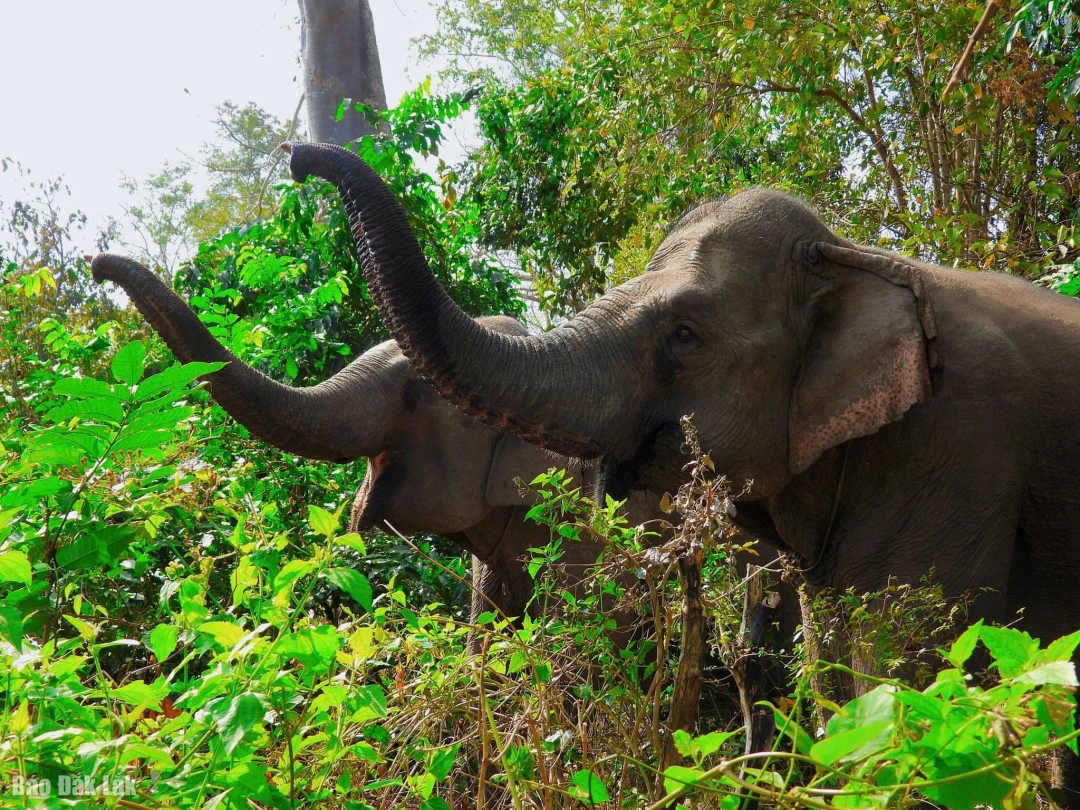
0,347,1078,809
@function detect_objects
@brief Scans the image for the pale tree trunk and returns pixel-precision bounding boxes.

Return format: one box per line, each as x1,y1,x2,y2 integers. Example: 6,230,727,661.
298,0,387,146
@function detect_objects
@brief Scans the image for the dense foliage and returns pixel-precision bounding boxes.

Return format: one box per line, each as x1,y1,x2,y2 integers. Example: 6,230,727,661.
425,0,1080,316
2,0,1080,806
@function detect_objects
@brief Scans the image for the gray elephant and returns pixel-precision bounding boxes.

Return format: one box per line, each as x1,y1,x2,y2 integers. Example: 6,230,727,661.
287,141,1080,641
89,254,654,630
290,142,1080,795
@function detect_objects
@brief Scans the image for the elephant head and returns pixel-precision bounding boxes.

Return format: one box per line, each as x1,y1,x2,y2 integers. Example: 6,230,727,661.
284,143,938,505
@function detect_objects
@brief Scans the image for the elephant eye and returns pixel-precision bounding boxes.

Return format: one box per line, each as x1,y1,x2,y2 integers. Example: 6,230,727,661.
671,324,701,348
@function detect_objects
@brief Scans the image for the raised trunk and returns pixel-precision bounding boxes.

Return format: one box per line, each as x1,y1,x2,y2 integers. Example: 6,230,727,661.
298,0,387,146
285,142,648,461
91,253,398,462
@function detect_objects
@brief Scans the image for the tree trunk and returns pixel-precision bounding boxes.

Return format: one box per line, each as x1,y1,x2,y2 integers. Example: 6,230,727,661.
298,0,387,146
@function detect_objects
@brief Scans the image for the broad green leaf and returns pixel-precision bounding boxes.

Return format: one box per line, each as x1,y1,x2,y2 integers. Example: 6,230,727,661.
811,720,893,766
198,621,246,651
1044,628,1080,663
569,769,609,804
334,532,367,555
135,361,224,401
276,625,341,670
896,690,947,722
1015,661,1078,686
124,406,197,436
695,730,739,759
0,606,24,651
112,428,175,455
826,684,896,735
273,559,318,594
57,527,135,571
212,692,265,755
63,614,98,641
111,341,147,385
944,619,983,668
325,567,373,613
148,624,179,661
46,397,125,425
980,625,1039,678
0,550,31,585
672,729,697,759
426,744,459,780
662,765,705,796
349,684,387,724
119,742,175,767
53,376,122,400
772,705,813,755
308,504,338,537
111,679,169,710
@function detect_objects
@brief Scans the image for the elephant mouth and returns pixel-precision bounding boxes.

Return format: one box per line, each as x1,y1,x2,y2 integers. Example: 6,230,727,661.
601,421,686,500
348,452,407,534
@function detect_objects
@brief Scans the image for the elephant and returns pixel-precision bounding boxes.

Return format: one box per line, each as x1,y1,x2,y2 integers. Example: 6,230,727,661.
285,141,1080,639
88,253,660,632
285,142,1080,771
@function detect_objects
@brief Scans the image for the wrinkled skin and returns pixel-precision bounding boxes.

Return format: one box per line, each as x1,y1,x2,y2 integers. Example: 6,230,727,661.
286,142,1080,795
89,254,659,630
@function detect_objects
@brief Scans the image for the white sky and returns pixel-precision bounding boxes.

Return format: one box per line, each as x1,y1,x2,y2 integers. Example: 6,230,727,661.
0,0,458,254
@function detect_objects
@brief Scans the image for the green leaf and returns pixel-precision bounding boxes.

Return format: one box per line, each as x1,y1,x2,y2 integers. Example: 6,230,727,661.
276,625,341,670
57,526,135,571
426,744,459,781
672,729,697,760
944,619,983,668
0,550,31,585
199,621,247,651
64,614,98,641
981,625,1039,678
695,730,738,759
148,624,179,662
662,765,705,796
0,606,24,651
349,684,388,724
1015,661,1078,687
569,769,609,804
325,567,374,613
772,705,813,755
53,376,122,401
1044,628,1080,663
309,504,339,537
212,692,265,755
135,361,224,401
334,532,367,555
274,559,318,594
111,679,168,710
811,720,893,766
45,397,125,425
111,341,147,385
826,684,896,735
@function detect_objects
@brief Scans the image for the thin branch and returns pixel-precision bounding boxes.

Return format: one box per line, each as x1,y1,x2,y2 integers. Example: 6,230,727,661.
942,0,1001,100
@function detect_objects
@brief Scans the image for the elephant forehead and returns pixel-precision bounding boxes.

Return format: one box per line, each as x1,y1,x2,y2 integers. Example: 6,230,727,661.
653,188,833,269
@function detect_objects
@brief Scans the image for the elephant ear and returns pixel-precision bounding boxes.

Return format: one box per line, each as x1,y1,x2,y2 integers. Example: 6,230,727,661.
788,243,940,475
484,435,582,508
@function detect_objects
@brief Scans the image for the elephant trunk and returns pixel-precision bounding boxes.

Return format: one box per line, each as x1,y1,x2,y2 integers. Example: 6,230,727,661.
91,253,399,462
285,142,646,461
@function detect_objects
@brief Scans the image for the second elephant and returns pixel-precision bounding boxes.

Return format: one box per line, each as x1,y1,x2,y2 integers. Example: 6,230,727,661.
90,254,659,627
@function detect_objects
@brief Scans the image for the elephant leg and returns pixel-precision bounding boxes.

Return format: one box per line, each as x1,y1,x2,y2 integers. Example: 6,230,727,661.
467,556,509,655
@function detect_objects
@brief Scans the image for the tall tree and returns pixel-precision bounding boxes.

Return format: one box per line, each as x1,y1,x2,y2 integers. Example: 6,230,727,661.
298,0,387,145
